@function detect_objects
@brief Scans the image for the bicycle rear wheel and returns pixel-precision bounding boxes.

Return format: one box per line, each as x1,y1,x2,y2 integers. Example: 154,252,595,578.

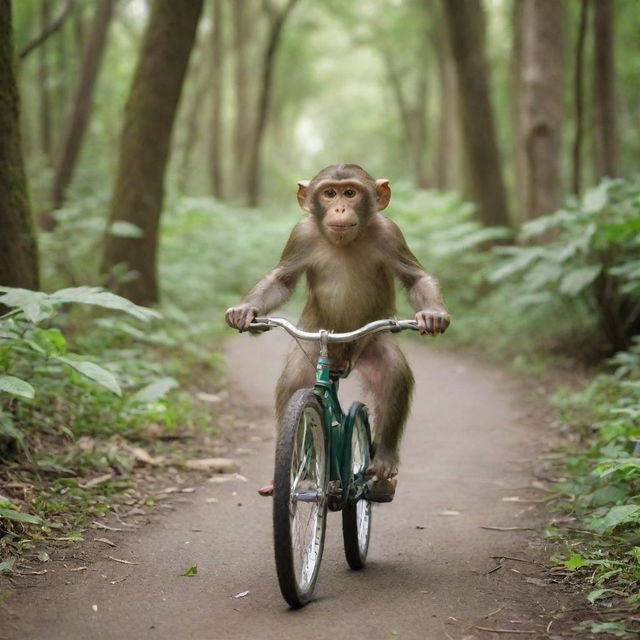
342,405,373,570
273,389,328,607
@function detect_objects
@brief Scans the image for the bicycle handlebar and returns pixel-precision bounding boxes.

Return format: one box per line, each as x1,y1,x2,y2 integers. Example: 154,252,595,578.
248,316,419,342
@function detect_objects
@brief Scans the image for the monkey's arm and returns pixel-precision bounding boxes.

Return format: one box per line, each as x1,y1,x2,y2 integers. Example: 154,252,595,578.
386,219,450,335
225,223,309,330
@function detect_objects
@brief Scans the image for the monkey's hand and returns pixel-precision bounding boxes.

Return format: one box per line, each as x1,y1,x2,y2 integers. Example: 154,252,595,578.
225,303,259,331
415,308,450,335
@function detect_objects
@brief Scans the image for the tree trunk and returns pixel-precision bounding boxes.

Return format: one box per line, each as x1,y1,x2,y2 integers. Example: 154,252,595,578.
176,49,209,194
383,49,430,190
518,0,567,219
433,14,460,192
0,0,39,289
246,0,300,207
232,0,251,200
38,0,52,161
46,0,115,226
441,0,510,227
208,0,225,199
593,0,617,180
101,0,204,305
572,0,589,196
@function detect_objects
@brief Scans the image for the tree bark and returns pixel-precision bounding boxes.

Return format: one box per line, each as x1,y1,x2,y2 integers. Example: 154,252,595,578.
441,0,510,227
46,0,115,225
232,0,251,199
0,0,39,289
101,0,204,305
433,12,460,192
37,0,53,161
245,0,300,207
176,48,209,194
593,0,617,179
518,0,567,219
208,0,225,199
572,0,589,196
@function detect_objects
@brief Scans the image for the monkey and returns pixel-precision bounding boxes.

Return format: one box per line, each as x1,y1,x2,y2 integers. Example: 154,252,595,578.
225,164,450,500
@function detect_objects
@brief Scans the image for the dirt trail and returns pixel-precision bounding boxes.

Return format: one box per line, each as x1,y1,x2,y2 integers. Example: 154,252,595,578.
3,332,573,639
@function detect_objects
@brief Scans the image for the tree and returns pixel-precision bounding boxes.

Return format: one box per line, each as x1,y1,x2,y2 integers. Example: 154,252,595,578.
441,0,510,228
101,0,204,305
593,0,617,179
46,0,115,226
232,0,251,200
572,0,589,196
0,0,39,289
245,0,300,207
208,0,225,199
432,5,461,192
517,0,567,219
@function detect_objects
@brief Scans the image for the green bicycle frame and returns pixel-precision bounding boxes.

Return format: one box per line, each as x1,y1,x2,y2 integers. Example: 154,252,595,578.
312,332,367,511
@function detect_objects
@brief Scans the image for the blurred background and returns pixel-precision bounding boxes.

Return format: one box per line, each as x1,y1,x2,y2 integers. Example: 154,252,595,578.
4,0,640,353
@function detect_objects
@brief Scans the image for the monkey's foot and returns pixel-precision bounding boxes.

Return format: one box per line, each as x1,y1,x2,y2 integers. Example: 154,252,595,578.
258,483,274,497
364,476,398,503
365,457,398,502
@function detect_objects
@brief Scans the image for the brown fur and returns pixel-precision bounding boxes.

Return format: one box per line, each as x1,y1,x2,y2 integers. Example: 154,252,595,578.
225,165,450,480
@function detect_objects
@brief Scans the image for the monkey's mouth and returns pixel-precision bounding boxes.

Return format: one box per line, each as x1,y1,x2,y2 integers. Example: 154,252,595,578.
328,224,357,231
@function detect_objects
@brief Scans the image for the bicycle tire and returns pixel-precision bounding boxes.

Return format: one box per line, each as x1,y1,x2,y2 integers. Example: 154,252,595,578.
342,405,373,570
273,389,328,607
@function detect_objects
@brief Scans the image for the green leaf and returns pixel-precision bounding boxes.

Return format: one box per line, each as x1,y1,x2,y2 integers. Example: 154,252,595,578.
591,504,640,534
587,588,609,604
108,221,144,238
56,357,121,396
129,377,179,404
0,559,15,573
0,375,35,399
0,506,60,528
32,328,67,356
559,265,602,296
566,553,586,569
0,412,23,445
50,287,160,322
0,288,52,323
180,565,197,577
582,183,610,213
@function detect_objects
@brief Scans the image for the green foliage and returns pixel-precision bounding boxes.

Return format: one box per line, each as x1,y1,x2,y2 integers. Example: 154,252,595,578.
550,340,640,608
0,284,221,552
490,179,640,351
160,196,296,330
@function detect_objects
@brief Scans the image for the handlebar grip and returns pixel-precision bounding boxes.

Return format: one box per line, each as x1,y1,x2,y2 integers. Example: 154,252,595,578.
242,322,272,334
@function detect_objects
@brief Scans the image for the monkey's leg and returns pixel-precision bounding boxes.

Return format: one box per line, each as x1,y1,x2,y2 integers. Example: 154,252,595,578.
259,344,316,497
355,336,414,498
275,343,317,428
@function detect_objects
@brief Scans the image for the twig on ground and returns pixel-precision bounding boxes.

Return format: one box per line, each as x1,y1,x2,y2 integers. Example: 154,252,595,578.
480,526,537,532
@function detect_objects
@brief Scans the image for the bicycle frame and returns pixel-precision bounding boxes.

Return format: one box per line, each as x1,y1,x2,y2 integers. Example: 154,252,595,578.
311,332,365,511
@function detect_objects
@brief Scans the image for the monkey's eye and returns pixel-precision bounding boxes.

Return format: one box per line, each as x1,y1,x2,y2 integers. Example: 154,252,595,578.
324,189,337,198
344,189,356,198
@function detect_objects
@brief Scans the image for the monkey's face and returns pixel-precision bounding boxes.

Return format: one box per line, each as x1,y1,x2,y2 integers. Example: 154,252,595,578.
297,166,391,246
313,180,366,245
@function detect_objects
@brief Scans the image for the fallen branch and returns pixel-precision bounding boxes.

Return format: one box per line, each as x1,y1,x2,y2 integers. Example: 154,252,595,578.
480,526,537,532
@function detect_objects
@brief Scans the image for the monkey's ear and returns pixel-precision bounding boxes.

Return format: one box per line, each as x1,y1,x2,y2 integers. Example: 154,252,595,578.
375,179,391,211
297,180,311,212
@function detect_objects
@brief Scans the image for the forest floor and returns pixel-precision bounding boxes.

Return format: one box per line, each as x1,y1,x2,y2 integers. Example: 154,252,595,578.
0,332,611,639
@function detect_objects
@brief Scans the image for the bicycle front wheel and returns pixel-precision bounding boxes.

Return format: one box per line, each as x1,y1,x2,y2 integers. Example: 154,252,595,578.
342,404,373,570
273,389,328,608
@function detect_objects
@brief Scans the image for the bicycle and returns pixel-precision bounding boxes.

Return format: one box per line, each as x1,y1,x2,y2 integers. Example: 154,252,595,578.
244,316,419,608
